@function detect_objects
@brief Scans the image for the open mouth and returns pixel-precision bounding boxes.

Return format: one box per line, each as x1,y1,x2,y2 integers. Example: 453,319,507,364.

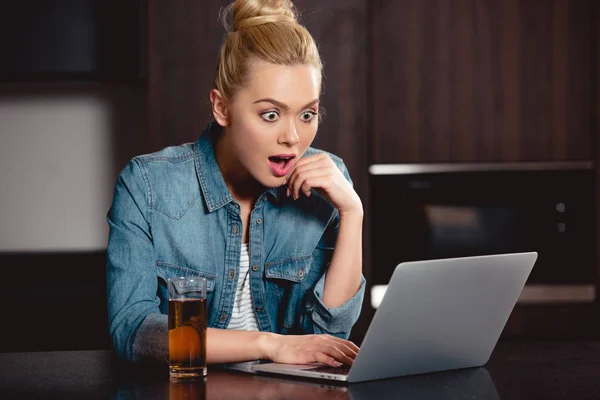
268,155,294,164
268,155,295,177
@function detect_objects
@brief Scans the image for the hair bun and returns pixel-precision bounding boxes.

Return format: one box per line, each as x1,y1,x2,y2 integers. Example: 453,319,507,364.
226,0,298,32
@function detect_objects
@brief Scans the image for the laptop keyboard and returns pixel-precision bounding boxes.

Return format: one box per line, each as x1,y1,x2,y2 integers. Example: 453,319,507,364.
305,364,351,375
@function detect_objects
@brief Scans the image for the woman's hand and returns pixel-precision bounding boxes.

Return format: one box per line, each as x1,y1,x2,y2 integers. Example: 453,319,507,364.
286,154,362,216
261,333,360,367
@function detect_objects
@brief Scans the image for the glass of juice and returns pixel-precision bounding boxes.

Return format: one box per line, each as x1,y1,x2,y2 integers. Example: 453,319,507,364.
167,276,207,380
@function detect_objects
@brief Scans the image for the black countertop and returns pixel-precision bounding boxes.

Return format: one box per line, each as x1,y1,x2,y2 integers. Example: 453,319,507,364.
1,340,600,399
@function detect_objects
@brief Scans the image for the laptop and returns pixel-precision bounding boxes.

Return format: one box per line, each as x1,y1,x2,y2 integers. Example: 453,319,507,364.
230,252,537,383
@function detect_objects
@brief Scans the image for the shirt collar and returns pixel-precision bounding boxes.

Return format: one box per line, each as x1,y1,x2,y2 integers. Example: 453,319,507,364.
194,121,283,212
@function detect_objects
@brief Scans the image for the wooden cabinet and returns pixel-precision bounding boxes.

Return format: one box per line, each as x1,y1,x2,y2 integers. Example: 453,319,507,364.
370,0,597,164
147,0,228,149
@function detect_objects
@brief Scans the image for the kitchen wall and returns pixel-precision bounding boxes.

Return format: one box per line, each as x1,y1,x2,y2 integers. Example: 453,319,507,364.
371,0,596,163
0,0,597,351
0,84,148,252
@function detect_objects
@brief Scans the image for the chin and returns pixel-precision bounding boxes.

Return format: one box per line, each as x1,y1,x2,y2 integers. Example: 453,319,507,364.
256,174,285,189
264,177,285,188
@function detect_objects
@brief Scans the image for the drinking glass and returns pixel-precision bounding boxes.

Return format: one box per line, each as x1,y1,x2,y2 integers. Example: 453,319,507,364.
168,276,207,380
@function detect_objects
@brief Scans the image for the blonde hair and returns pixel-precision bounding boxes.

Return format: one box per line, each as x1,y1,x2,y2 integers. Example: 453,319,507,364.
214,0,322,100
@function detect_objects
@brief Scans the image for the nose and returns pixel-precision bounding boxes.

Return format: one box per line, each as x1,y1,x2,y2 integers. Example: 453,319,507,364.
278,120,299,146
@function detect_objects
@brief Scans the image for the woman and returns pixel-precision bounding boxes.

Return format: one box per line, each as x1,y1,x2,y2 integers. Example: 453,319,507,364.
107,0,365,368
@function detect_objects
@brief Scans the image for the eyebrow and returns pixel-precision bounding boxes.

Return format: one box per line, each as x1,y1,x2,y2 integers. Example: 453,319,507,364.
253,98,319,111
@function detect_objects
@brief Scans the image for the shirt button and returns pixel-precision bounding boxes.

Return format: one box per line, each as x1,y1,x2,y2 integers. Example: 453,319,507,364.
234,203,239,208
256,306,263,312
298,269,304,277
256,218,262,224
220,313,228,322
229,269,235,279
232,225,238,235
252,265,259,272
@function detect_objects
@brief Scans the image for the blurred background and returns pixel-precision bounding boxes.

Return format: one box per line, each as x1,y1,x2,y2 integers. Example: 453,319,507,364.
0,0,598,352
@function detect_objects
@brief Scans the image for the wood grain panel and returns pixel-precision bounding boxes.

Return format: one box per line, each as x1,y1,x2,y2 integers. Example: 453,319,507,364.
147,0,229,150
499,0,521,161
596,0,600,313
371,0,596,163
552,0,568,160
519,0,553,161
453,0,476,161
566,0,595,159
428,0,452,161
473,0,496,161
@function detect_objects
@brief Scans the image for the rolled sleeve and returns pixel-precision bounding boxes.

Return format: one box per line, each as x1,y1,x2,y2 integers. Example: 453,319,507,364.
308,272,366,338
131,313,169,363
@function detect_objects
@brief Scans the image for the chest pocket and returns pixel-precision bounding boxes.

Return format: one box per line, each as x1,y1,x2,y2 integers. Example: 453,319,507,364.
264,255,314,303
264,255,313,282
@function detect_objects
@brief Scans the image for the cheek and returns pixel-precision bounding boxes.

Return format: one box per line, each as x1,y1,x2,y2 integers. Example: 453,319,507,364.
230,121,268,158
299,123,318,146
231,116,259,144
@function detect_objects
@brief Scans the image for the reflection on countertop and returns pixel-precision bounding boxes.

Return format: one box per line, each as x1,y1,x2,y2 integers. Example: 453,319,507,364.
2,341,600,399
115,366,497,400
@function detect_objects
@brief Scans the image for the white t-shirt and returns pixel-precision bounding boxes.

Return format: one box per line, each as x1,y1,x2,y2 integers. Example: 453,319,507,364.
226,243,259,331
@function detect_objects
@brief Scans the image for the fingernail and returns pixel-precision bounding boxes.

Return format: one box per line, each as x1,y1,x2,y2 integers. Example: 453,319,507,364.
334,361,343,367
283,179,287,185
286,188,290,197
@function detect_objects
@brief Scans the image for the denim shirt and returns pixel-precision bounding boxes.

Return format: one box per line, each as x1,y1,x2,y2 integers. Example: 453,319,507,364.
106,122,366,362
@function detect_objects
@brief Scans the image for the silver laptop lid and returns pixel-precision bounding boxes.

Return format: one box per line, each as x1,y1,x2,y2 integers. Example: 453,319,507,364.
348,252,537,382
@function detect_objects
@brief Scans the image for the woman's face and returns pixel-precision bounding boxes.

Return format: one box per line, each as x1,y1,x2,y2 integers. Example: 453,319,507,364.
216,61,321,188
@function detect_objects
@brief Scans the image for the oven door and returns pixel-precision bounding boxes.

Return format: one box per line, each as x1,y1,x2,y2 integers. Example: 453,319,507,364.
369,163,596,306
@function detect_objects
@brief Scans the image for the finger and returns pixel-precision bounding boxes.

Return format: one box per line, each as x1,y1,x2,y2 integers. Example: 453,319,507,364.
323,335,360,354
287,155,332,189
292,169,326,198
329,341,358,361
290,169,332,200
287,158,330,189
328,346,356,365
318,344,355,366
300,181,312,197
313,352,343,367
318,338,358,362
290,155,330,175
297,176,332,199
292,153,330,170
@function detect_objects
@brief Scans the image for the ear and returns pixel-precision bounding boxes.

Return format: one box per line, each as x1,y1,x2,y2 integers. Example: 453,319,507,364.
210,89,229,127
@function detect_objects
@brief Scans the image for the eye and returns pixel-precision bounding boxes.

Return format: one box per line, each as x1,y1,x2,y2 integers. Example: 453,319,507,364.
300,111,317,123
260,111,279,123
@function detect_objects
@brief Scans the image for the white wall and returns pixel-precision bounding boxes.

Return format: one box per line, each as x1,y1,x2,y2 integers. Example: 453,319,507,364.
0,86,147,252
